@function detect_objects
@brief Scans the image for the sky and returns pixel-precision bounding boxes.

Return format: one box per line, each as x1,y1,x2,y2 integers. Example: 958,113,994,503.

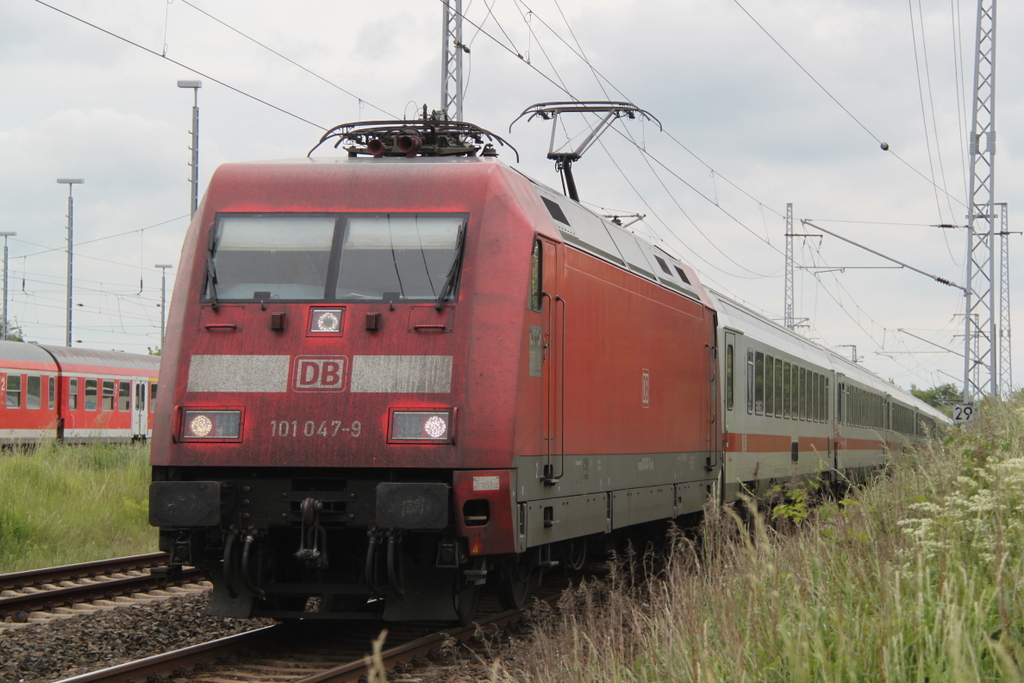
2,0,1021,397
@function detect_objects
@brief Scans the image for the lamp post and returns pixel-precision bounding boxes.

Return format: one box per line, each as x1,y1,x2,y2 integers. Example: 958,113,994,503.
0,232,15,340
155,264,173,343
177,79,202,218
57,178,84,347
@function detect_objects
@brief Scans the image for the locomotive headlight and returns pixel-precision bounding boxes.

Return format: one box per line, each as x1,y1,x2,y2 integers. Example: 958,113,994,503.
309,308,344,334
190,414,213,437
181,410,242,440
389,409,455,443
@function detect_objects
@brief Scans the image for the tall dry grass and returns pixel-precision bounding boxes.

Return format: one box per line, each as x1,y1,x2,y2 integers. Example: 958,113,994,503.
0,441,155,572
499,401,1024,682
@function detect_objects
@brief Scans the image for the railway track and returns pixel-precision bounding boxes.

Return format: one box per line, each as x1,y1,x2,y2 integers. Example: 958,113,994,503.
54,581,569,683
0,553,206,622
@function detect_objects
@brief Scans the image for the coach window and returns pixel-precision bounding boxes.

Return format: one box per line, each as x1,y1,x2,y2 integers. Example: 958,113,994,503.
764,355,775,416
102,380,115,411
69,379,79,410
26,376,41,410
725,343,734,410
150,383,158,412
816,373,822,421
754,351,765,415
529,240,542,312
746,350,754,413
818,374,825,421
822,376,828,421
810,373,818,421
773,359,783,417
798,370,805,420
118,381,131,411
84,379,98,411
48,376,55,411
782,362,792,418
819,375,826,422
6,374,20,408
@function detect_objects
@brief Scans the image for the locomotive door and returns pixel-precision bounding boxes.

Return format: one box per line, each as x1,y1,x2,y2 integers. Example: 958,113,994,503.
131,381,147,439
539,237,564,483
706,319,719,470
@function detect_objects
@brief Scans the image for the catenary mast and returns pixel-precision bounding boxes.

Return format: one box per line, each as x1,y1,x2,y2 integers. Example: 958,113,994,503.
963,0,997,402
441,0,465,122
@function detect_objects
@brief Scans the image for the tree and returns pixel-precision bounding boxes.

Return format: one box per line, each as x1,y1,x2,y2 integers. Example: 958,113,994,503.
2,318,26,342
911,383,962,416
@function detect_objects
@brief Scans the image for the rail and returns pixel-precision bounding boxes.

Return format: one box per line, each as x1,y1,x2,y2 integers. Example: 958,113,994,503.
0,553,205,620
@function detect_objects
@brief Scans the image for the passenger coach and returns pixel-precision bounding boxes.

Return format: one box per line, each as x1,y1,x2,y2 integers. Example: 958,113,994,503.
0,340,160,443
714,294,947,500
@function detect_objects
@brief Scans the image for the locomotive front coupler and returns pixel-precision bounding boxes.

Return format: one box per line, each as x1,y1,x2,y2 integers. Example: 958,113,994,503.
294,497,328,569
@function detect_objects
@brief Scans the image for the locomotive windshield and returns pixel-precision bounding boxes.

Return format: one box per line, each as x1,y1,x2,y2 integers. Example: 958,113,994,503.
205,213,466,303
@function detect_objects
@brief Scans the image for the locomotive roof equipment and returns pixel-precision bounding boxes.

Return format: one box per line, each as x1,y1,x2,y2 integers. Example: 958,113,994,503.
511,101,661,201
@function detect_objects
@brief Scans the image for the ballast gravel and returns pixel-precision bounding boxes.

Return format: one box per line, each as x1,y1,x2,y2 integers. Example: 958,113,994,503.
0,592,275,683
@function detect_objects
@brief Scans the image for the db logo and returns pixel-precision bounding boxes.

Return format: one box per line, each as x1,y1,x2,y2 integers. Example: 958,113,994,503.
293,356,348,392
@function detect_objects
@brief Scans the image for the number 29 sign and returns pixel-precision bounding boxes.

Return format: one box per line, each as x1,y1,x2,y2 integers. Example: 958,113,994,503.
953,403,976,424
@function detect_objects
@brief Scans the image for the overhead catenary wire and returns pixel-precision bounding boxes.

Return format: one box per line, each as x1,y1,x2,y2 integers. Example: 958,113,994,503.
730,0,967,210
33,0,329,131
494,0,966,387
29,0,970,387
178,0,398,120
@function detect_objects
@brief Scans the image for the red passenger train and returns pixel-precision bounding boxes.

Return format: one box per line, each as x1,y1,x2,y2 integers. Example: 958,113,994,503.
0,341,160,443
149,118,947,622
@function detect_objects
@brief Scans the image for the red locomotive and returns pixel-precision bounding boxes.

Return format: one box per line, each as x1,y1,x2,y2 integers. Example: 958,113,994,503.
149,117,946,622
0,341,160,443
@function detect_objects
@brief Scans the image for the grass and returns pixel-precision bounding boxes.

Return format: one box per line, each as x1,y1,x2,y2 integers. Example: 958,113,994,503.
6,405,1024,679
495,400,1024,682
0,441,156,572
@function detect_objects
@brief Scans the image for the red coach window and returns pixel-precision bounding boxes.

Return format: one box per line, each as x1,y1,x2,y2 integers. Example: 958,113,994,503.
84,379,98,411
150,383,158,412
6,374,20,408
102,380,115,411
69,379,79,410
118,381,130,411
26,376,41,410
48,376,55,410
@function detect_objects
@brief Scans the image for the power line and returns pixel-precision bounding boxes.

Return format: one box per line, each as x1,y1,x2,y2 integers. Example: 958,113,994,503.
731,0,967,209
33,0,328,131
178,0,398,119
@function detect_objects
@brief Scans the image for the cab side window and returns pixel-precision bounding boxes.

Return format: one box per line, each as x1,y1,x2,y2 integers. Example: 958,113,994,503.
528,239,542,312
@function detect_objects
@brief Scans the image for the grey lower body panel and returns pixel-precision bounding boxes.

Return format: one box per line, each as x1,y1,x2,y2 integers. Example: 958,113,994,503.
518,479,717,550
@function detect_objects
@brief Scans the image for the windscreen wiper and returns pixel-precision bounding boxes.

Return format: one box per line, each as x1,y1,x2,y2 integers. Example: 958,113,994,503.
435,226,466,311
204,233,219,311
206,250,219,310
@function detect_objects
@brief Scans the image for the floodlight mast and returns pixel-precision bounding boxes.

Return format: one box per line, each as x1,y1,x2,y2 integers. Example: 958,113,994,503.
511,102,661,202
57,178,84,347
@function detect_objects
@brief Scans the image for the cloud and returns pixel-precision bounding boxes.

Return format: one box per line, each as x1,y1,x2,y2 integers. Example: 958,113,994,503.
1,0,1018,388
